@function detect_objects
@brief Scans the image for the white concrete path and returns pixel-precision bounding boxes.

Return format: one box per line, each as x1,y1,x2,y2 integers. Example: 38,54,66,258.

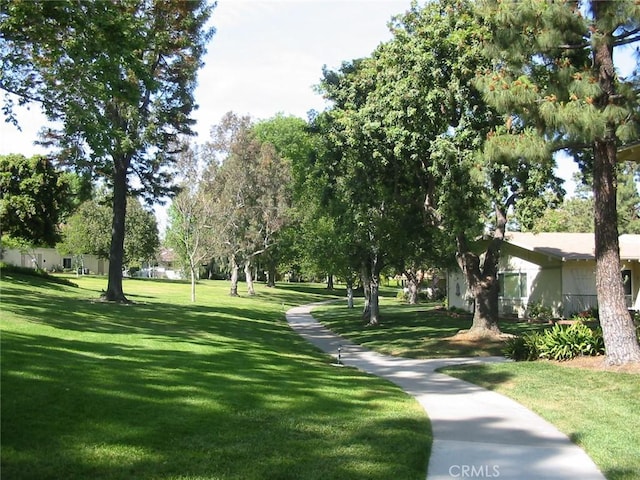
286,303,606,480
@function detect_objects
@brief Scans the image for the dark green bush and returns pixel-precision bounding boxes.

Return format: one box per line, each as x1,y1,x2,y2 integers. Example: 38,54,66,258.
504,321,604,362
503,333,540,361
536,322,604,361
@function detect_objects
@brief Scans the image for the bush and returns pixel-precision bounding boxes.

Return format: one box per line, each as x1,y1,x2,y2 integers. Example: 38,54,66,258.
527,301,553,322
536,322,605,361
504,321,604,362
0,262,78,287
504,333,540,361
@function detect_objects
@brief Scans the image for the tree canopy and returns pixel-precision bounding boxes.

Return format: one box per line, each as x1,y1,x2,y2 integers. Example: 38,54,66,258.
0,153,72,246
0,0,215,301
477,0,640,363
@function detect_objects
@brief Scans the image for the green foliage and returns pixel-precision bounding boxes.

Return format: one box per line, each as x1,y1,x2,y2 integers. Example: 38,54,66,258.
503,333,540,361
507,322,605,362
0,261,77,286
526,301,553,322
1,0,214,300
0,154,72,246
59,196,159,266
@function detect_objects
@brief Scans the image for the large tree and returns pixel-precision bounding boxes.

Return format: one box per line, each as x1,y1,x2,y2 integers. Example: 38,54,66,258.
477,0,640,364
59,195,160,270
1,0,214,301
317,0,562,333
0,153,72,246
204,113,292,296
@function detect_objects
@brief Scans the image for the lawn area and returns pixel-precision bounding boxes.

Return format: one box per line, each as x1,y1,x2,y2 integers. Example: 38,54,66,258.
1,273,430,480
439,362,640,480
311,297,548,358
312,297,640,480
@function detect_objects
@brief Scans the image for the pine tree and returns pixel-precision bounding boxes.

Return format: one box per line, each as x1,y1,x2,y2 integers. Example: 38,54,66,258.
477,0,640,364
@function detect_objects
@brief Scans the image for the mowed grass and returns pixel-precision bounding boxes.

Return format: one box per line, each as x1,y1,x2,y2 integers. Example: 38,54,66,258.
311,297,548,358
312,297,640,480
1,274,430,480
439,362,640,480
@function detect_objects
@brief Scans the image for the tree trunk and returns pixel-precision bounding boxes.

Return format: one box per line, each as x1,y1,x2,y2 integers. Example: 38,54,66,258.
456,224,504,337
363,254,382,326
346,277,354,309
592,2,640,365
326,274,334,290
404,269,424,305
368,273,381,326
361,261,371,321
190,265,197,302
229,255,239,296
245,258,255,295
104,160,129,302
266,264,276,287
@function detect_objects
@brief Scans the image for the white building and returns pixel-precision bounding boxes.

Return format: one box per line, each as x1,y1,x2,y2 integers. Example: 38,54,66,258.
2,247,108,275
447,232,640,318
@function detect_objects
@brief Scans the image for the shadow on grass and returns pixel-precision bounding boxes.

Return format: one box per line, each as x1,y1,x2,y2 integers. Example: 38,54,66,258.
1,275,430,480
313,302,550,359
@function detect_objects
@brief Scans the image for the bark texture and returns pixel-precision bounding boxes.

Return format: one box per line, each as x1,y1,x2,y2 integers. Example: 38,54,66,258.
592,2,640,364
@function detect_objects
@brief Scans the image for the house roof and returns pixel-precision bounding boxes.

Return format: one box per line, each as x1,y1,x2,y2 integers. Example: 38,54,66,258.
618,141,640,163
505,232,640,261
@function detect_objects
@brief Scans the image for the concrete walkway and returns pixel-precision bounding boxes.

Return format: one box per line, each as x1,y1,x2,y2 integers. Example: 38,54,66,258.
286,303,606,480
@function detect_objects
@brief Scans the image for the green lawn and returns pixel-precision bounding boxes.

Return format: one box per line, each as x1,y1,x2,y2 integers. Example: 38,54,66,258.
439,362,640,480
311,298,548,358
1,273,429,480
313,297,640,480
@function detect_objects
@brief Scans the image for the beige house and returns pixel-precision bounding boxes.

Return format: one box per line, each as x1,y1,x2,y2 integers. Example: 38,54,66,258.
447,232,640,318
2,247,108,275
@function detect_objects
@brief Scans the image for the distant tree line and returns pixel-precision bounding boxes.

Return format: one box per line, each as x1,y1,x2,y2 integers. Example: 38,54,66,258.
1,0,638,364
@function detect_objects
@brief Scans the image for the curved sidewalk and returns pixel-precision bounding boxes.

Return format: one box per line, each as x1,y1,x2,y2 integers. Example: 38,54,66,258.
286,303,605,480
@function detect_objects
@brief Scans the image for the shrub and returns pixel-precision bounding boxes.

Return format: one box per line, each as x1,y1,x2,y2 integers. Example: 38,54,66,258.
504,333,540,361
504,322,604,362
535,322,604,361
527,301,553,322
396,289,408,301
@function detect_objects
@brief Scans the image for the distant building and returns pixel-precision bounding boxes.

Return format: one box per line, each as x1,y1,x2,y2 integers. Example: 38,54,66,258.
2,247,108,275
447,232,640,318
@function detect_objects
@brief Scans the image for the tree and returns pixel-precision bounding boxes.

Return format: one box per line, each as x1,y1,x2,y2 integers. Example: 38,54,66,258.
0,154,72,246
617,162,640,234
165,144,215,302
1,0,214,301
477,0,640,364
252,114,314,286
317,0,562,333
204,113,292,296
59,196,159,270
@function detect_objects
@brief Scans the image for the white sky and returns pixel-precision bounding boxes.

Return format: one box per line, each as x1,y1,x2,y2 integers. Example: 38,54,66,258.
0,0,409,156
1,0,637,225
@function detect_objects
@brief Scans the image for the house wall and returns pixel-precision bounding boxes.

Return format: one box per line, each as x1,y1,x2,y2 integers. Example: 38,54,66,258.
498,245,564,317
447,269,473,312
446,244,564,318
2,248,108,275
621,260,640,311
447,244,640,319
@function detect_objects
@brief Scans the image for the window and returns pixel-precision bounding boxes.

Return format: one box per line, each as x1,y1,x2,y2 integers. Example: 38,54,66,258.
622,270,632,296
63,257,72,269
499,272,527,299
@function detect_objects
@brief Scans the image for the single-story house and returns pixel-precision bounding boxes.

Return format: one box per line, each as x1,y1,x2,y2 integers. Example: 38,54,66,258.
1,247,108,275
447,232,640,318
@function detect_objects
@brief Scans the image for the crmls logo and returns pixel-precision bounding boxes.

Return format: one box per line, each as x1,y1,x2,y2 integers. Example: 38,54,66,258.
448,464,501,478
